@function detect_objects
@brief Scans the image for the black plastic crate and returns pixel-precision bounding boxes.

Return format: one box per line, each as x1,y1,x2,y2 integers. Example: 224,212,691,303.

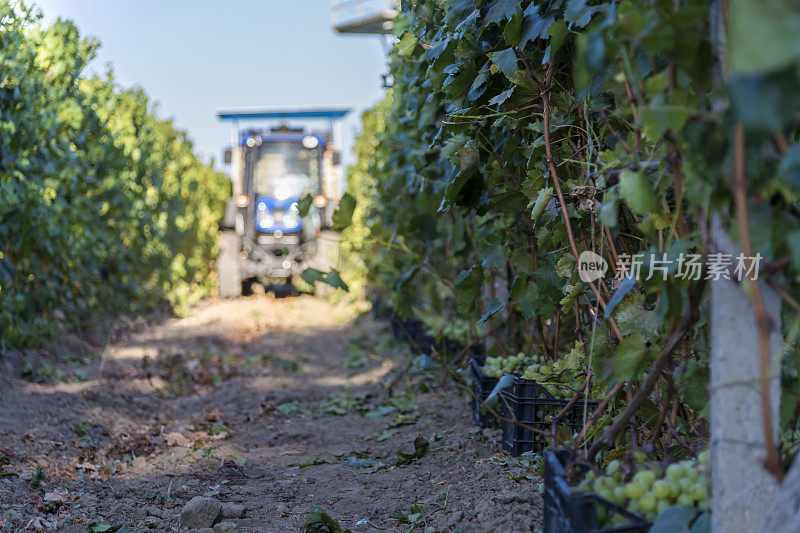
544,449,650,533
431,337,462,357
469,357,499,428
471,342,487,361
389,316,423,343
500,377,598,456
389,317,404,341
371,296,394,320
412,332,438,356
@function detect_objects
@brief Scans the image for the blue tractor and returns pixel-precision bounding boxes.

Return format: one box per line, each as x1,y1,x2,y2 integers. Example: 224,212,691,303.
215,107,350,296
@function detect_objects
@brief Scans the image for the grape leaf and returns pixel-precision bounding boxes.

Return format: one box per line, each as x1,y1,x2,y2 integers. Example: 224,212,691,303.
397,32,419,57
478,297,505,324
297,193,313,217
331,192,356,230
605,275,636,318
728,0,800,74
490,48,518,77
484,0,520,25
649,505,698,533
520,4,555,48
613,332,654,381
619,170,659,215
455,266,484,313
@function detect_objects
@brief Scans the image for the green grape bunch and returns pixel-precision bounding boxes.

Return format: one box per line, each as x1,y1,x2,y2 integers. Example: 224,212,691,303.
576,450,711,524
520,342,597,399
481,353,531,378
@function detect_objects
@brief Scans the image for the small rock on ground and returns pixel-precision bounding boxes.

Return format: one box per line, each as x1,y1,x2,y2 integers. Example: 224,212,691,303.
180,496,222,528
220,502,245,518
214,522,237,532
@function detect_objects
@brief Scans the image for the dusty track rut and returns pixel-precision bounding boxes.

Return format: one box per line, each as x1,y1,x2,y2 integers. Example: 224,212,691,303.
0,295,542,532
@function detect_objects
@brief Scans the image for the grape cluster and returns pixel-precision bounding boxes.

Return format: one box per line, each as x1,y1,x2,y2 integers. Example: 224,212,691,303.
576,450,711,524
481,353,530,377
421,315,477,345
480,343,599,401
520,342,596,399
520,360,589,398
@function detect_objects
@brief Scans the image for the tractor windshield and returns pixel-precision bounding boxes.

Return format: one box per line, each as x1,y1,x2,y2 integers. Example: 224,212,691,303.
253,142,318,200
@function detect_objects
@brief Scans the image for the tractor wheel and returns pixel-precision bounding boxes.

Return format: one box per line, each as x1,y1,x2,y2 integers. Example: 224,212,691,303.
217,230,242,298
272,282,297,298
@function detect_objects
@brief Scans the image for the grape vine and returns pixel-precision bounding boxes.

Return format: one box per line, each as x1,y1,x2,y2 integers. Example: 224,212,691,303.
0,4,229,347
342,0,800,511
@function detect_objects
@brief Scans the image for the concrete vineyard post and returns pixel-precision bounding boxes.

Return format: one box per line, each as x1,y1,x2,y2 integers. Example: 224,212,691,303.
710,220,781,532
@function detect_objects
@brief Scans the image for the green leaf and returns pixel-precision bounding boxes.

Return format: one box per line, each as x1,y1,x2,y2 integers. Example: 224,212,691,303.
728,0,800,74
572,31,607,92
547,19,568,54
503,13,523,46
614,298,658,338
442,164,483,208
613,332,653,381
331,192,356,230
441,134,468,160
480,243,507,269
729,70,800,131
442,62,478,100
396,435,431,465
0,258,15,280
778,143,800,194
605,275,636,318
301,268,350,292
598,189,619,228
395,265,420,290
490,48,518,77
484,0,520,25
444,0,477,30
689,513,711,533
323,270,349,291
397,32,419,57
638,105,688,142
674,359,709,413
304,508,352,533
520,3,554,48
619,170,659,215
565,0,602,27
467,65,490,100
297,193,313,217
787,230,800,268
530,186,553,223
454,265,484,313
288,456,329,468
478,297,505,324
650,505,698,533
488,87,514,105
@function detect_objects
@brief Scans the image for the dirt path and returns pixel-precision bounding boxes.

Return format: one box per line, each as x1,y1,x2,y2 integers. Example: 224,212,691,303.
0,295,542,532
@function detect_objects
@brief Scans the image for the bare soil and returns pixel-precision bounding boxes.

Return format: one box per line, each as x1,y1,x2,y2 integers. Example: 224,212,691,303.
0,295,542,532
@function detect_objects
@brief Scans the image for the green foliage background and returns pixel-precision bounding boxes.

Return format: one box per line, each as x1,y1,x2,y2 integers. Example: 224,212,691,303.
0,4,229,347
343,0,800,460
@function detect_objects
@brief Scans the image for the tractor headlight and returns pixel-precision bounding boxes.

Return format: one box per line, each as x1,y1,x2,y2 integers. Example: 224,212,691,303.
283,213,299,229
257,210,274,229
312,195,328,208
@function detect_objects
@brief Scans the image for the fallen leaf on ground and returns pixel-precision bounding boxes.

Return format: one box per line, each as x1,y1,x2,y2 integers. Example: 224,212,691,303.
164,432,191,447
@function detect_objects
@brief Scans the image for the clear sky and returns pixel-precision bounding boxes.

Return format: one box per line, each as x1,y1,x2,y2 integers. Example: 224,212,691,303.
33,1,389,173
